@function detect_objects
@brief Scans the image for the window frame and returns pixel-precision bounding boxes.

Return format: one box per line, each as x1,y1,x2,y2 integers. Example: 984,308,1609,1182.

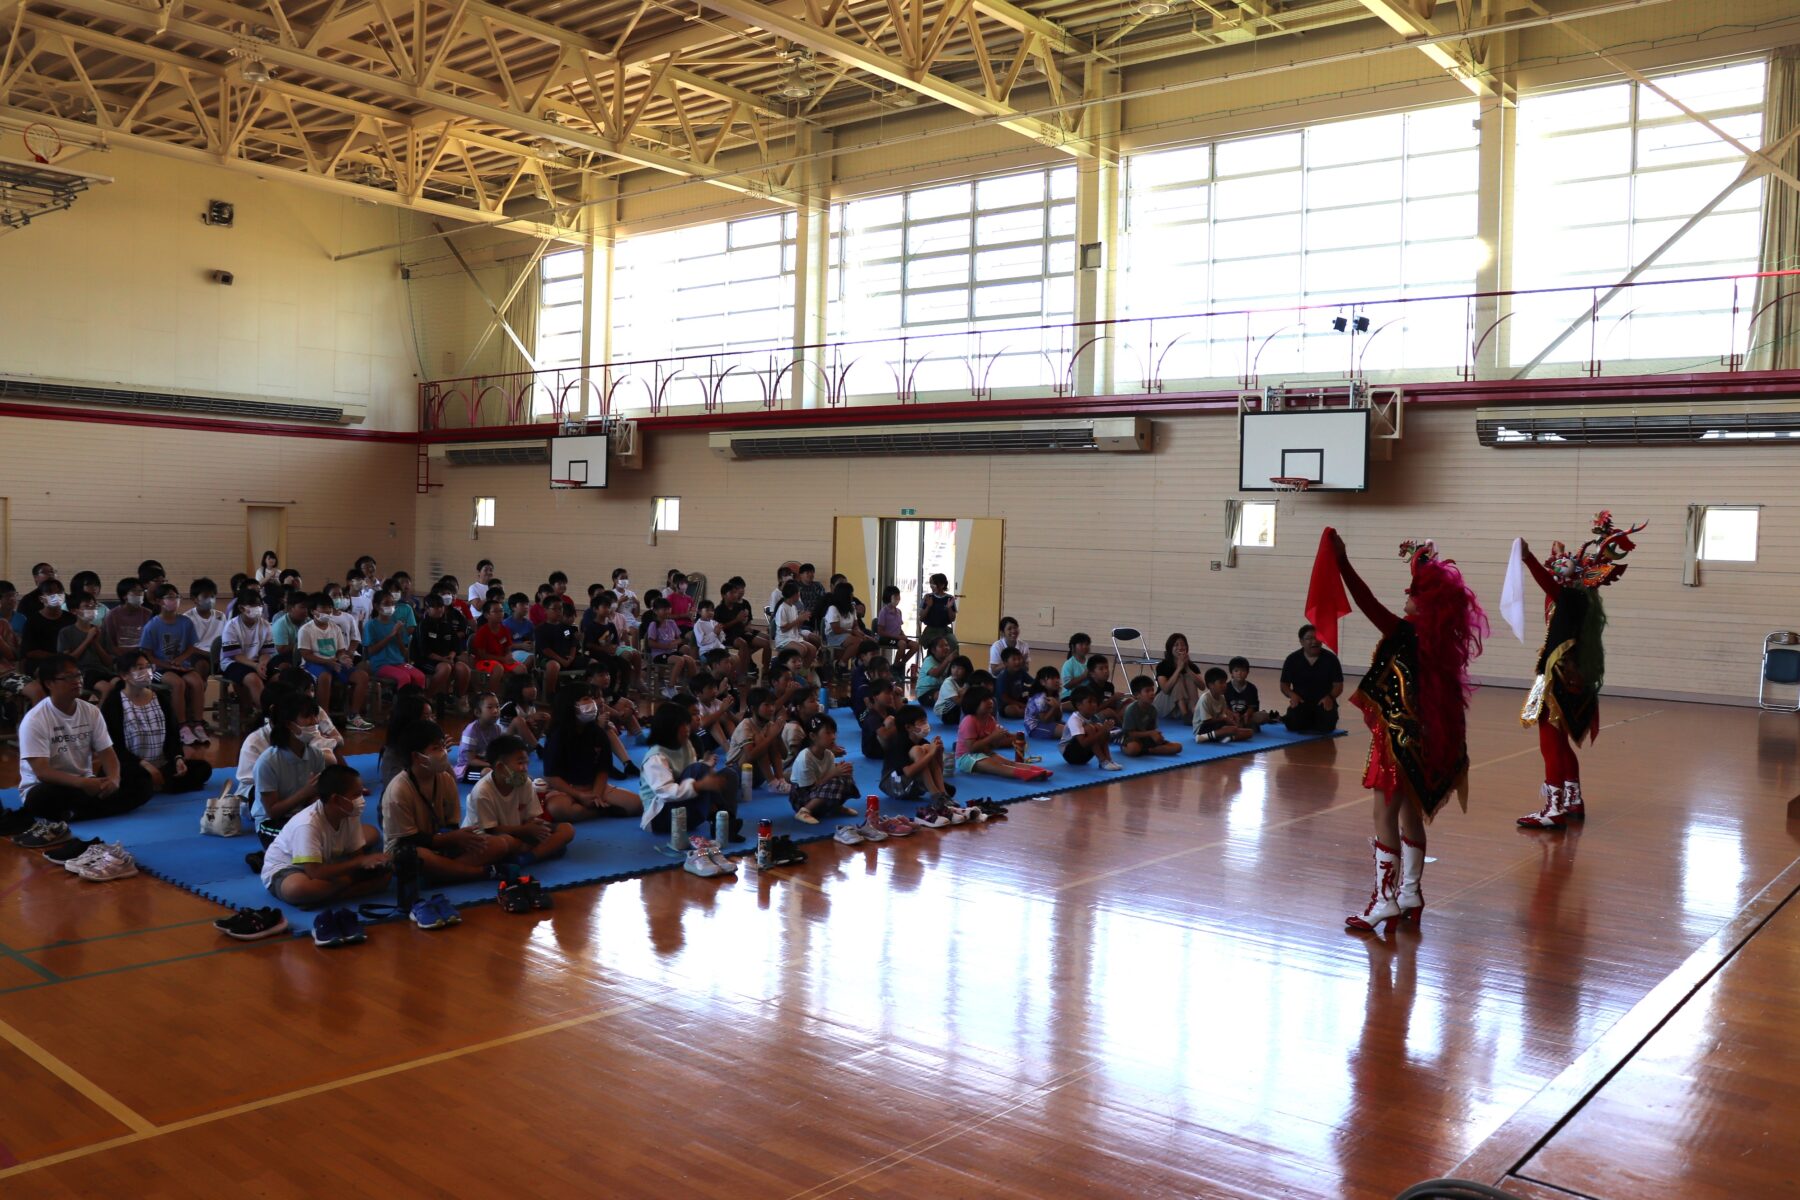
1697,504,1760,563
1233,500,1278,549
652,496,681,533
473,496,496,530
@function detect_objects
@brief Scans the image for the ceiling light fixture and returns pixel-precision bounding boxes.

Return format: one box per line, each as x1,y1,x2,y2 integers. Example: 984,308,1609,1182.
772,49,818,100
1136,0,1174,16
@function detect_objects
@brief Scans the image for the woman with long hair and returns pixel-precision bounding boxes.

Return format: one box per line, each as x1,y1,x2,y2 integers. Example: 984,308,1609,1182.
1326,528,1487,933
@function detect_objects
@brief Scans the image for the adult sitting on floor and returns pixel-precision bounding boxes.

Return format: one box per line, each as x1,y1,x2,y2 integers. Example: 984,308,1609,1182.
101,649,215,797
1279,624,1344,734
9,654,151,836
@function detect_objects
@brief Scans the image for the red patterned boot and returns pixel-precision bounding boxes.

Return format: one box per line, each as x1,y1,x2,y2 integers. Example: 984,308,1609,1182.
1562,779,1585,821
1517,782,1568,829
1346,839,1402,933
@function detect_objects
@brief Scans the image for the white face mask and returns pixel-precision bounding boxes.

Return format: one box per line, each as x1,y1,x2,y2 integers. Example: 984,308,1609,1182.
196,597,214,611
45,594,66,609
160,597,180,612
126,592,144,607
242,606,264,621
379,606,396,618
439,593,455,605
616,578,630,590
77,607,97,623
333,597,350,611
575,703,600,723
313,615,330,627
128,667,153,686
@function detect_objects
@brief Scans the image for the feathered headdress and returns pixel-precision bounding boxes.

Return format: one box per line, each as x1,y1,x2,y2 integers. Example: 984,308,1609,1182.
1398,537,1488,790
1544,510,1646,589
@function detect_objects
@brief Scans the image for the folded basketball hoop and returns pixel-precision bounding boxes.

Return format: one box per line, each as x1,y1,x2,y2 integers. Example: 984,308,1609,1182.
1270,476,1314,492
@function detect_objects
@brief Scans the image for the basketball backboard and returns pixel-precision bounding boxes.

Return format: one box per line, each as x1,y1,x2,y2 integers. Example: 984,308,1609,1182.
550,432,609,489
0,153,112,231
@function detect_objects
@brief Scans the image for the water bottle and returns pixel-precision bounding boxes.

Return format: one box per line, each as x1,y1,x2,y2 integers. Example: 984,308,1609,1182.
713,809,731,847
755,818,773,869
865,793,880,827
670,803,688,852
741,760,755,800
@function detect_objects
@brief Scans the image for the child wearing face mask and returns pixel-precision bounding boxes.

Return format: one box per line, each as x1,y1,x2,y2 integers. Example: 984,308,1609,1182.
361,596,424,691
251,694,333,839
298,593,372,730
540,689,643,818
881,704,954,809
455,692,507,780
275,667,348,762
103,649,215,795
143,583,212,745
102,575,154,660
57,594,115,703
463,735,575,861
381,718,510,883
185,578,226,661
221,586,276,709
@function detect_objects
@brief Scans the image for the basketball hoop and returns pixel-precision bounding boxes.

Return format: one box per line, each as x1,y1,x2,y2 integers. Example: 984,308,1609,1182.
23,123,60,165
1270,476,1314,493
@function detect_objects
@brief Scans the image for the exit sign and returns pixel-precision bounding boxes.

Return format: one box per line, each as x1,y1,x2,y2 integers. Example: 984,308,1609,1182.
900,508,917,516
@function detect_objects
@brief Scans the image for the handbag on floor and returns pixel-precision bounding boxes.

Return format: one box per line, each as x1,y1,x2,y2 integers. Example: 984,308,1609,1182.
200,784,243,838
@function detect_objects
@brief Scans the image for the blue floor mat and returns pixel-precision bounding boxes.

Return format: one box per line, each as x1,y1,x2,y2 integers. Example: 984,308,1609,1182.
1,716,1341,934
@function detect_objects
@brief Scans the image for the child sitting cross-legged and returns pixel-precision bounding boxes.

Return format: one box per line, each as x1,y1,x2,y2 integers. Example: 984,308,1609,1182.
462,735,575,863
1061,686,1122,771
1120,675,1182,758
261,762,390,909
933,655,973,727
725,686,791,794
881,703,953,807
788,714,861,824
1195,667,1255,743
955,686,1052,781
1225,656,1281,730
381,719,512,884
689,672,737,760
643,597,697,698
994,646,1033,719
1023,666,1066,743
1085,656,1125,722
454,691,506,781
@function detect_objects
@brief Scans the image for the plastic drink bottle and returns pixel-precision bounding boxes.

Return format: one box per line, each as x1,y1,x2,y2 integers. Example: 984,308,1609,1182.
756,818,773,868
670,803,688,851
714,810,731,847
741,761,755,801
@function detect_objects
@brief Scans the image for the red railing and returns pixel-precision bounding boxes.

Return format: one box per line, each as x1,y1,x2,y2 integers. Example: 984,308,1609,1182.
418,269,1800,433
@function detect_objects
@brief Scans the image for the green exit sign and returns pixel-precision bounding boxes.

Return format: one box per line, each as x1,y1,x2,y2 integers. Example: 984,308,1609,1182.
900,508,917,516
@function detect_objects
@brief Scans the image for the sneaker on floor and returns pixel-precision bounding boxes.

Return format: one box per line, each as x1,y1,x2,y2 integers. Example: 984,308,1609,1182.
855,823,889,842
75,845,138,881
13,819,72,849
977,800,1007,820
832,825,866,845
411,897,451,929
912,806,950,829
767,835,806,867
498,878,536,912
875,815,916,837
0,806,33,838
706,844,737,873
178,724,198,747
1101,760,1124,771
215,907,289,941
683,847,725,877
312,909,346,947
45,836,103,864
335,907,367,944
346,715,375,732
765,778,792,795
62,841,116,874
942,804,974,825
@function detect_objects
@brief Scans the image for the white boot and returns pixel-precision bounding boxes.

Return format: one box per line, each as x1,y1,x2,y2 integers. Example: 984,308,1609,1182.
1562,779,1585,820
1346,839,1403,933
1398,835,1425,919
1517,782,1568,829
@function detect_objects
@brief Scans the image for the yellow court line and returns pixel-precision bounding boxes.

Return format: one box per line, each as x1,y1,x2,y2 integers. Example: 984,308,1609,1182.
0,1014,155,1136
0,992,661,1181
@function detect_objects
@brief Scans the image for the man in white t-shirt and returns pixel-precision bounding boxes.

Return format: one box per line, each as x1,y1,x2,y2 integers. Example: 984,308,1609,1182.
467,560,497,607
184,578,228,660
16,654,151,823
462,735,573,862
261,763,388,907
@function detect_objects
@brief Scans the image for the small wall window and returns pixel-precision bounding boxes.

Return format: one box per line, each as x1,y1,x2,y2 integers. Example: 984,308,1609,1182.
1234,501,1276,548
473,497,496,528
1700,506,1758,562
653,496,681,532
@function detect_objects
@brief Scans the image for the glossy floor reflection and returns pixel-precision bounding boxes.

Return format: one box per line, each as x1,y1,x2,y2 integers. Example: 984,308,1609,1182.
1,682,1797,1198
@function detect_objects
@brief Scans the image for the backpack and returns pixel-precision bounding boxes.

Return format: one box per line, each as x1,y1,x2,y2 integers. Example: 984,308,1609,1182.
200,784,243,838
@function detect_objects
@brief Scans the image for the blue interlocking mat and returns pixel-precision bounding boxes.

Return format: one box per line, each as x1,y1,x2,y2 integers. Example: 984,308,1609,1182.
2,716,1342,935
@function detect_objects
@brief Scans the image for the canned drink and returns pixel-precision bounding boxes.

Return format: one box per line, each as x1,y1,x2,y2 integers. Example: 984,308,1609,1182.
865,793,880,826
756,818,773,869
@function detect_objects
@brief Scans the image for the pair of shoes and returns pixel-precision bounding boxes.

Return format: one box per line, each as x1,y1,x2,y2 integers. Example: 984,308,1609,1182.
765,778,792,795
765,835,806,866
874,814,915,837
833,825,868,845
345,715,375,732
45,835,103,864
854,822,889,842
60,840,116,874
178,724,198,747
941,804,975,825
976,800,1007,820
13,819,72,849
1100,760,1124,772
74,844,137,881
312,907,367,947
498,876,551,911
215,907,289,940
0,806,33,837
912,806,951,829
689,834,737,874
410,894,461,929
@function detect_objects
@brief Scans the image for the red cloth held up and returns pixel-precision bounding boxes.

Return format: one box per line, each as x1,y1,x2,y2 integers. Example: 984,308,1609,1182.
1306,527,1351,654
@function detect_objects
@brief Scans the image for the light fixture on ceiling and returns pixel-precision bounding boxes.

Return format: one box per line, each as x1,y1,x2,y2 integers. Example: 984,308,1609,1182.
230,23,276,85
240,57,272,85
1136,0,1174,16
874,87,920,109
773,50,818,100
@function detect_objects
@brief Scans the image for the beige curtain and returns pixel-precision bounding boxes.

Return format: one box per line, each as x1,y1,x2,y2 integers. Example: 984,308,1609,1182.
1223,498,1241,570
494,270,541,380
1751,47,1800,370
1683,503,1705,587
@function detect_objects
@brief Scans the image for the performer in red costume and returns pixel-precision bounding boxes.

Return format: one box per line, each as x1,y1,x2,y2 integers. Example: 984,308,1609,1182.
1515,511,1644,830
1320,529,1487,933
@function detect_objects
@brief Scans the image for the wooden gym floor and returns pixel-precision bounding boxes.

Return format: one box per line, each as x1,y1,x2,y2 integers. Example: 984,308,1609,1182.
2,674,1798,1199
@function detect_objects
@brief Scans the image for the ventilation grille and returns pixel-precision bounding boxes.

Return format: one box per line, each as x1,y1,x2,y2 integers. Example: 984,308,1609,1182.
1477,402,1800,447
444,443,548,466
0,375,348,424
731,426,1102,459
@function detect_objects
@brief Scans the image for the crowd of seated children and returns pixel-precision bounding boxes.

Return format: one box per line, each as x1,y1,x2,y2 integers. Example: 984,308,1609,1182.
1195,668,1255,744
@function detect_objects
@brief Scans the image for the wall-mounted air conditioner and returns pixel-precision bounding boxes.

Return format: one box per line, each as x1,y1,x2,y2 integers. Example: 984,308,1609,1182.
708,416,1152,460
430,440,549,466
0,373,367,425
1477,399,1800,447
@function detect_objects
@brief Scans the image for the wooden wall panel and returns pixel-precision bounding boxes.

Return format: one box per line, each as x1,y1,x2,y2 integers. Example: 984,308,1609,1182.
416,409,1798,703
0,416,416,591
